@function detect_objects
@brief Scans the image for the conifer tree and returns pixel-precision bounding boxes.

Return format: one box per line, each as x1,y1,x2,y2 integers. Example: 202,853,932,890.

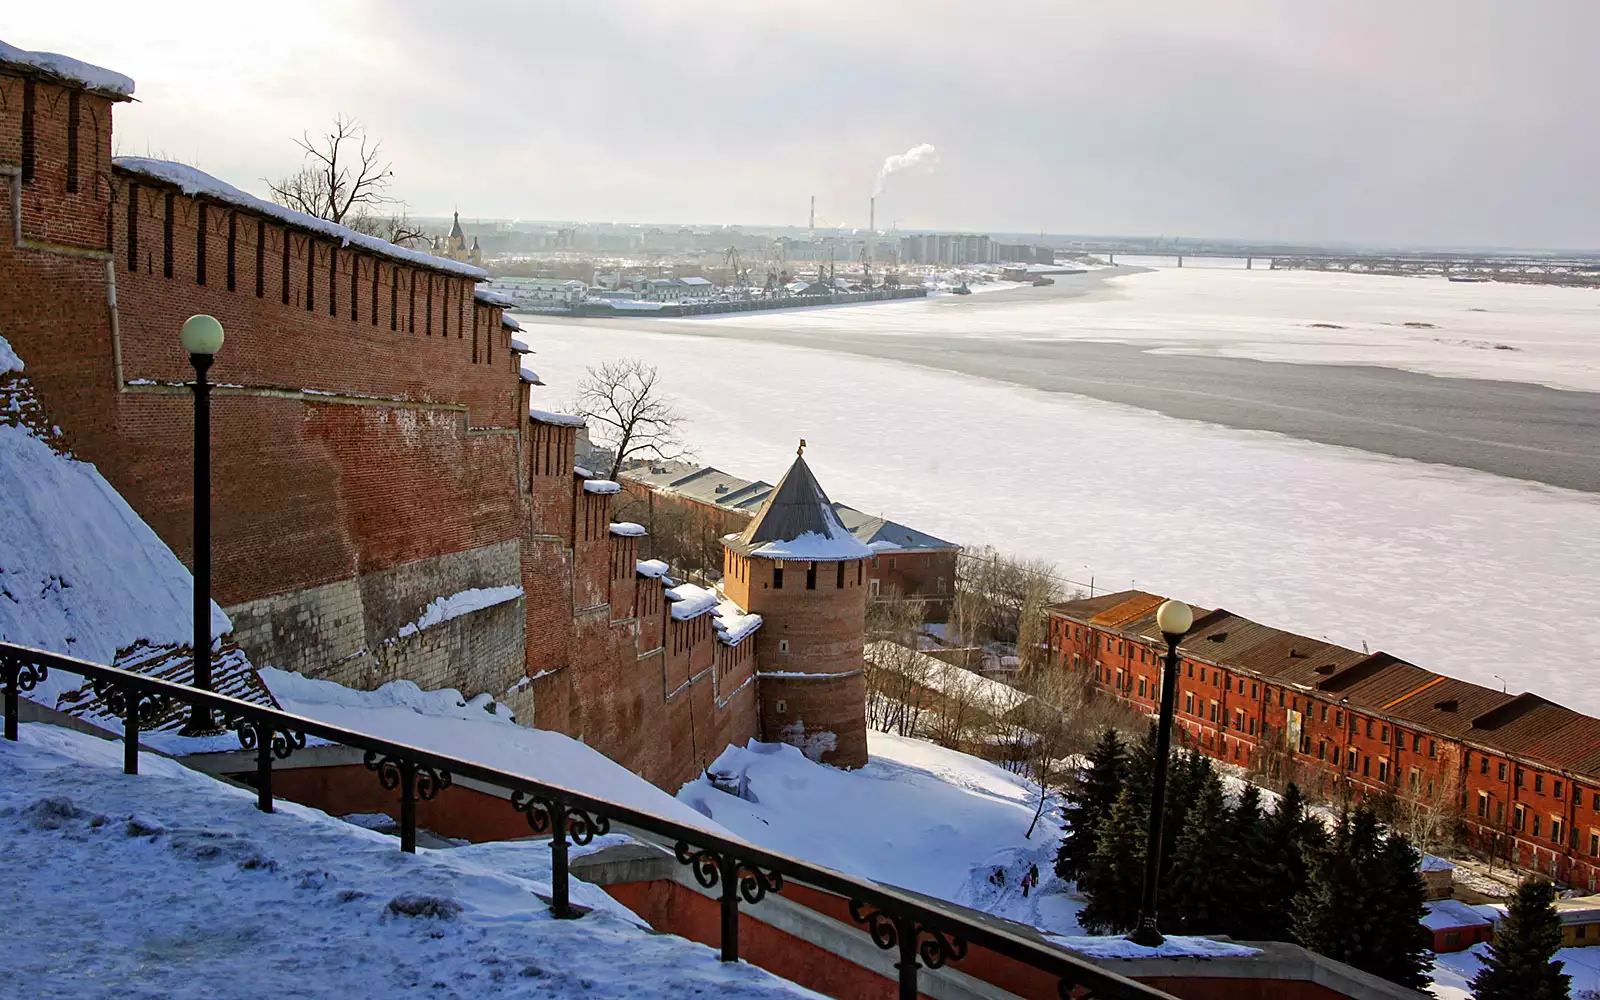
1055,727,1127,889
1165,766,1232,934
1216,783,1275,940
1078,787,1146,934
1294,807,1431,989
1258,783,1321,941
1471,878,1570,1000
1368,829,1432,989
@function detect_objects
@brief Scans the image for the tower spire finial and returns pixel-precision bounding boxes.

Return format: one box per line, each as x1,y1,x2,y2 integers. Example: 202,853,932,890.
797,438,806,457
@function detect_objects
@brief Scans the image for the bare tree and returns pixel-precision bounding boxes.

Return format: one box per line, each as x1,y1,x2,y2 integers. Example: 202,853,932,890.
574,359,689,481
268,114,416,240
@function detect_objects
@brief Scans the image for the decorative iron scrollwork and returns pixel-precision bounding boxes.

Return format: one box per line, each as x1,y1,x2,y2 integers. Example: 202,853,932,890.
673,843,783,903
4,658,47,693
361,751,451,798
565,805,609,844
675,842,722,889
415,764,451,801
849,899,901,951
228,713,306,759
510,790,553,833
510,792,607,841
91,676,170,727
848,900,967,969
364,750,403,791
737,863,782,904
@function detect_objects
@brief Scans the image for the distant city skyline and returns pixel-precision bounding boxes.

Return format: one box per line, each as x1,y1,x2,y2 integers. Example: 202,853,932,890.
8,0,1600,248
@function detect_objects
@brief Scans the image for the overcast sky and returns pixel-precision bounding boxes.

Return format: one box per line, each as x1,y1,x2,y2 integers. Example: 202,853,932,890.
9,1,1599,247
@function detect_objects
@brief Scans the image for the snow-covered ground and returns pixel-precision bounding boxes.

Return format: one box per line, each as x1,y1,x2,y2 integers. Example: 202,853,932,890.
677,732,1088,936
1429,941,1600,999
524,316,1600,716
0,722,820,1000
0,333,232,709
257,669,727,834
671,266,1600,393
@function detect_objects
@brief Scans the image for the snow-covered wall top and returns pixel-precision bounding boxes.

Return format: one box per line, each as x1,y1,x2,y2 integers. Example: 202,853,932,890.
0,334,230,693
474,288,516,308
530,409,586,429
0,39,134,96
112,158,487,281
666,583,719,621
713,600,762,646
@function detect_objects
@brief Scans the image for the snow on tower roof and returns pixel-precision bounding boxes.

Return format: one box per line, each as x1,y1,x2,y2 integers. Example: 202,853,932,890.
729,452,872,562
0,39,135,97
112,158,487,280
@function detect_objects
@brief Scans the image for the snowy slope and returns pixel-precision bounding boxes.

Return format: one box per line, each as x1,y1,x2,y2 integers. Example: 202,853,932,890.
262,668,730,835
677,731,1087,935
1429,940,1600,999
0,333,231,708
0,722,820,1000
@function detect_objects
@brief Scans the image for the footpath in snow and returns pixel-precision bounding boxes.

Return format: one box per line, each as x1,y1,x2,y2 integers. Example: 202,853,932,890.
0,722,819,1000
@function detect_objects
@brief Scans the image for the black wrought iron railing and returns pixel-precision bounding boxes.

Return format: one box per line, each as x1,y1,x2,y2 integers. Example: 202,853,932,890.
0,642,1175,1000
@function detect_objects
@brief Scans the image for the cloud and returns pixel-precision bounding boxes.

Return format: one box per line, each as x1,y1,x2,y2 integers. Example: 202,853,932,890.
7,0,1600,246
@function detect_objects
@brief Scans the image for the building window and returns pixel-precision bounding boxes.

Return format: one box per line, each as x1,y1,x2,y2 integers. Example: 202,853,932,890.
773,568,783,590
1533,815,1541,838
1138,678,1147,699
1590,831,1599,857
778,639,789,654
1428,739,1437,759
1318,741,1326,761
1187,663,1193,678
1248,717,1256,736
1335,710,1343,727
1347,750,1357,771
1363,756,1370,777
1378,759,1389,783
1410,769,1421,793
1184,692,1194,715
1278,690,1285,708
1209,701,1218,723
1515,804,1526,830
1381,725,1389,743
1366,720,1374,739
1500,762,1508,782
836,562,846,589
1251,683,1258,699
1320,705,1328,723
1233,709,1243,731
936,576,945,594
1516,768,1525,788
868,578,879,598
805,562,816,590
1555,780,1564,799
1413,734,1423,753
1478,792,1488,818
1552,818,1564,844
1481,756,1489,776
1333,747,1341,767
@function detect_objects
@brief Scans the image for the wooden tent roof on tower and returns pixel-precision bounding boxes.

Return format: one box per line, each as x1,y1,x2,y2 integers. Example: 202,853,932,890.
724,448,873,562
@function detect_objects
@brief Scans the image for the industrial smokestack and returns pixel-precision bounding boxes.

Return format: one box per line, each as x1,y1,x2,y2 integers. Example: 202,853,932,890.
809,195,815,239
868,196,875,278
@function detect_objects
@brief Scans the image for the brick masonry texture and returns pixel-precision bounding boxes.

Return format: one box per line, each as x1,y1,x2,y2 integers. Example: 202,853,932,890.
0,65,863,792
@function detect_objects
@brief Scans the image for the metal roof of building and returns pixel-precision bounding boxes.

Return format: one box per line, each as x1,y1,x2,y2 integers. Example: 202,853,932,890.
1381,676,1516,740
1227,631,1371,688
832,505,959,553
1046,591,1146,620
1177,611,1283,665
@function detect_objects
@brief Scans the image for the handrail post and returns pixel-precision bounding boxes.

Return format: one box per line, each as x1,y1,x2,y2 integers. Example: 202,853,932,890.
718,854,740,962
549,800,572,919
2,657,17,742
123,706,140,775
399,761,417,854
254,731,273,812
894,914,920,1000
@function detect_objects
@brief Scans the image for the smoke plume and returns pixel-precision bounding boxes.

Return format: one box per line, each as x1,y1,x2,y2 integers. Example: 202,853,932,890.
873,143,939,196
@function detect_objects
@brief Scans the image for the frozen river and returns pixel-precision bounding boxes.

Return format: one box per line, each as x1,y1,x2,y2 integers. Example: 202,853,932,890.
514,266,1600,713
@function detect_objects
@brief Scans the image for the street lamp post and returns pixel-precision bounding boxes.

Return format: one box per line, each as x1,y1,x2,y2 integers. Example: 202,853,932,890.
178,314,224,736
1127,598,1194,947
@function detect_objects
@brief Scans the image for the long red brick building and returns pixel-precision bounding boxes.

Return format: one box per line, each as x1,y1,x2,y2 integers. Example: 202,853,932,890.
1048,591,1600,890
0,42,870,787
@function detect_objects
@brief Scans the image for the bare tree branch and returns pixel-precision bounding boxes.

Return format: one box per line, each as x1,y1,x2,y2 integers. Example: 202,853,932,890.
267,114,420,245
574,359,691,480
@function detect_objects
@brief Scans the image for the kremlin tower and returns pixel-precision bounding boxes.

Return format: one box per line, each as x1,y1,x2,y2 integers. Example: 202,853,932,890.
720,444,871,768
